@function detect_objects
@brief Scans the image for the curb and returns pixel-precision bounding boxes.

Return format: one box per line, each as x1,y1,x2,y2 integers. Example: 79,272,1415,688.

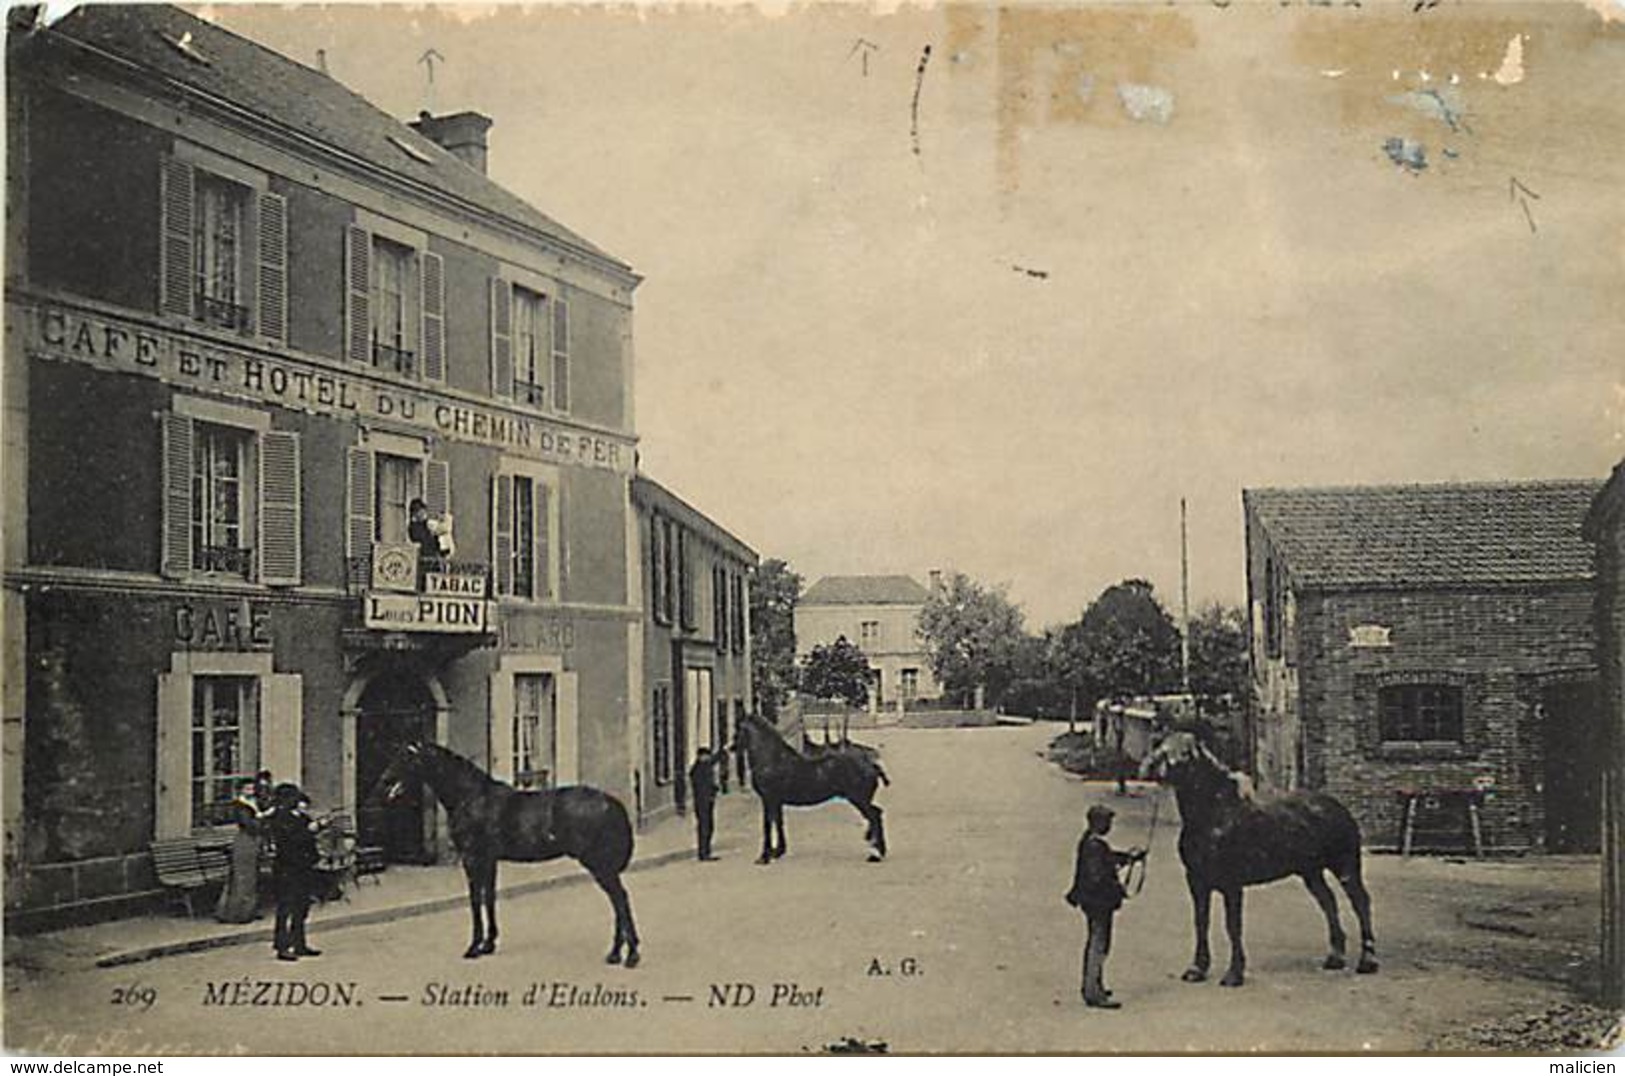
94,845,698,969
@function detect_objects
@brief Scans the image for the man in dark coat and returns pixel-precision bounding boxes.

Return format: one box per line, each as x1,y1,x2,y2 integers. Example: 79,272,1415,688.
688,747,720,861
1065,803,1144,1008
267,783,322,961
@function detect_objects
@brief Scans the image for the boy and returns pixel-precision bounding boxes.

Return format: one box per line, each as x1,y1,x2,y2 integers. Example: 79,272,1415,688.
1065,803,1145,1008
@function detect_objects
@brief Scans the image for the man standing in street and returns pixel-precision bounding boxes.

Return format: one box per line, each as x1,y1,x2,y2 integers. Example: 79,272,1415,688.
267,783,323,961
1065,803,1145,1008
689,747,720,861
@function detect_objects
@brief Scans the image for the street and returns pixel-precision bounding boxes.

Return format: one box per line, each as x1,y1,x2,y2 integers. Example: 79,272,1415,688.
4,724,1606,1054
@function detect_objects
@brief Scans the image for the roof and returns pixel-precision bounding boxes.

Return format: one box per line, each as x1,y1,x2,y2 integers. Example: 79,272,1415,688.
631,475,757,566
35,5,629,275
800,575,931,606
1245,480,1603,589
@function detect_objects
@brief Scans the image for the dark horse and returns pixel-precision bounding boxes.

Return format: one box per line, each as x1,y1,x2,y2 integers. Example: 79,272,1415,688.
736,712,888,864
378,742,640,966
800,730,888,771
1141,730,1377,986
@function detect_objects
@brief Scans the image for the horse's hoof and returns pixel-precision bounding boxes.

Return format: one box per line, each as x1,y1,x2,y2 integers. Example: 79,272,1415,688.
1219,972,1244,988
481,942,497,955
463,949,482,960
624,951,641,969
866,853,883,863
606,951,623,965
1323,954,1347,971
755,856,771,866
1356,956,1379,975
1181,968,1207,983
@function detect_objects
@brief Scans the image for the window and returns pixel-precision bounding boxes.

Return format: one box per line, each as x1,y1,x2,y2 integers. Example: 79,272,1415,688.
900,668,920,701
1379,684,1464,744
652,683,673,785
513,288,547,408
193,174,249,330
191,676,258,828
191,423,252,577
551,295,570,414
371,238,417,376
374,453,423,545
160,159,286,343
345,224,444,381
678,530,695,630
860,620,881,651
492,472,554,600
513,674,555,789
162,407,301,585
1263,558,1282,659
650,516,671,625
732,574,746,654
713,564,728,650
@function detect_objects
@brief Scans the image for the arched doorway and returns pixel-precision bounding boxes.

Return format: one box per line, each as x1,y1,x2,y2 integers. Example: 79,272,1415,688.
355,673,437,864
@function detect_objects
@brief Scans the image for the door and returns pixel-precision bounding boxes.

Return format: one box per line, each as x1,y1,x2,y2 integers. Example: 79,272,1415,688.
356,674,436,863
1542,680,1602,853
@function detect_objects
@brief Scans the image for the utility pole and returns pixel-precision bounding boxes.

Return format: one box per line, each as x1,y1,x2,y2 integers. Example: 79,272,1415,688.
1180,497,1192,697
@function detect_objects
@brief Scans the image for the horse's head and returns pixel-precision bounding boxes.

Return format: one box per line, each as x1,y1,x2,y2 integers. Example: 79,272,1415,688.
1139,729,1203,783
373,741,426,804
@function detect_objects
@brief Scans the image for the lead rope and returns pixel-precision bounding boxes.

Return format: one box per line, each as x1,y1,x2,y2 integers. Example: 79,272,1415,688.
1127,784,1164,897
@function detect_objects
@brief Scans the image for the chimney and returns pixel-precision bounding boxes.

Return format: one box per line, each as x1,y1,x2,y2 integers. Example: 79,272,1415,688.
409,110,493,174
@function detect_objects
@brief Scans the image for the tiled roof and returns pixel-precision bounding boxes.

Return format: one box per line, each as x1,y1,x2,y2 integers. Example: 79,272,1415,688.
41,5,628,273
800,575,930,606
1245,480,1603,589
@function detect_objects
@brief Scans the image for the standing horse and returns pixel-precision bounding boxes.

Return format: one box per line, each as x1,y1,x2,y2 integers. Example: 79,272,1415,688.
1141,730,1377,986
378,742,640,966
736,712,888,864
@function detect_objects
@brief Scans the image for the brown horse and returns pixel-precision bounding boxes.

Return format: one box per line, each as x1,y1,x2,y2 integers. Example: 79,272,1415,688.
1141,730,1377,986
379,742,640,966
737,713,888,864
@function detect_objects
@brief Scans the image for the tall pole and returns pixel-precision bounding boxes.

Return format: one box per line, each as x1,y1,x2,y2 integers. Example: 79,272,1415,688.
1180,497,1191,697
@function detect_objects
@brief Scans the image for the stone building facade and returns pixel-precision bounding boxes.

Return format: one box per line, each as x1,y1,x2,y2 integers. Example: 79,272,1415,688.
795,575,939,710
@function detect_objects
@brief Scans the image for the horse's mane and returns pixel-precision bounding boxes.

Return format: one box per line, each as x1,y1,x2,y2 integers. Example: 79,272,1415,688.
417,742,502,788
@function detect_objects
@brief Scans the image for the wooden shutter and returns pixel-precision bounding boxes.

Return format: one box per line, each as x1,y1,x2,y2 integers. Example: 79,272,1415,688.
256,191,288,344
345,446,375,570
420,251,446,382
733,574,747,654
154,672,191,838
344,225,372,364
261,674,304,788
554,672,579,785
160,412,194,578
425,458,450,520
490,278,514,398
489,672,516,783
159,159,195,318
535,481,552,601
678,530,693,628
492,474,514,597
551,295,570,413
258,430,302,585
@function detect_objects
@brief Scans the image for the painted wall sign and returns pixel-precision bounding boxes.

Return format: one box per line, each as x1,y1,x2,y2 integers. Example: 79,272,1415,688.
363,593,495,633
425,570,488,597
501,617,576,652
371,545,418,593
20,298,633,473
175,600,272,650
1348,624,1393,648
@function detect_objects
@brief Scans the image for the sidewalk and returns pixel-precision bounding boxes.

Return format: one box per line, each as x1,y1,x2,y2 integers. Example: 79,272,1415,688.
6,792,758,973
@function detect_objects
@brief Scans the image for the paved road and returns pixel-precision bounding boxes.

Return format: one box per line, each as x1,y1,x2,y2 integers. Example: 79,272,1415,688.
3,725,1585,1054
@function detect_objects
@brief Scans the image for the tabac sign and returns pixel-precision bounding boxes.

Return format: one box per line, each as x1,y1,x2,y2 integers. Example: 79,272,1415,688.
19,298,633,473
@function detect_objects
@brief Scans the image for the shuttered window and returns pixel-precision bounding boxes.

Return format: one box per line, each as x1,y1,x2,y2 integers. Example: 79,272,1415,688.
346,444,448,584
732,574,747,654
490,278,515,399
160,412,300,585
551,295,570,414
159,159,287,344
651,516,670,626
493,471,556,601
346,227,442,380
678,529,695,630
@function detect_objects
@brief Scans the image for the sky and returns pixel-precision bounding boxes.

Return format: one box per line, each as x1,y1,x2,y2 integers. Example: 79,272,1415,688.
205,1,1625,628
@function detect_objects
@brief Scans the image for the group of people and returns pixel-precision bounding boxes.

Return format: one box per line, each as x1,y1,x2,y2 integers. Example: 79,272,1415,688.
214,770,327,962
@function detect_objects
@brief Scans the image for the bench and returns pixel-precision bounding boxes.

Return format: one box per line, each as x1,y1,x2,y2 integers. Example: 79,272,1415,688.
150,836,233,917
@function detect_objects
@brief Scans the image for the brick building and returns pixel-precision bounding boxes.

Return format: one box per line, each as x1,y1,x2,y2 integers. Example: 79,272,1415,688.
1243,481,1603,853
1582,462,1625,1006
631,477,755,822
4,6,645,924
795,575,938,710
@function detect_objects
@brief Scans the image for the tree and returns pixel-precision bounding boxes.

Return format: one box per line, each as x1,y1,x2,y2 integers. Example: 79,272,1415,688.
917,571,1027,708
1188,602,1248,709
800,636,874,710
1058,579,1182,709
749,558,802,717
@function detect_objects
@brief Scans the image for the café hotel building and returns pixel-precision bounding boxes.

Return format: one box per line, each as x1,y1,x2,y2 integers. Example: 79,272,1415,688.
3,6,673,923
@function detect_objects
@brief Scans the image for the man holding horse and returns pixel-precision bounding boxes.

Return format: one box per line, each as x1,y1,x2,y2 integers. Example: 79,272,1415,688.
1065,803,1145,1008
689,746,721,861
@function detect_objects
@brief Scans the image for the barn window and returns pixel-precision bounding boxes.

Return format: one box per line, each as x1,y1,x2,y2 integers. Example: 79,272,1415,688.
1378,684,1464,744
